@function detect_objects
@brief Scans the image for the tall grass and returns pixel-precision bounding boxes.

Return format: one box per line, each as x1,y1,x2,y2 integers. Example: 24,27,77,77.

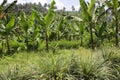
0,47,119,80
101,47,120,79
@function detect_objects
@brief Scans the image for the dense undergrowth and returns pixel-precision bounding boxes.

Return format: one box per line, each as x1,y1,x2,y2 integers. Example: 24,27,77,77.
0,47,119,80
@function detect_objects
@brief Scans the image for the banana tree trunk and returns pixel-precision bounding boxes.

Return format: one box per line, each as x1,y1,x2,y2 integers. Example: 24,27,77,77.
26,32,29,51
57,31,59,41
6,36,10,54
80,36,83,46
26,38,28,51
115,14,119,47
90,23,94,49
45,31,49,52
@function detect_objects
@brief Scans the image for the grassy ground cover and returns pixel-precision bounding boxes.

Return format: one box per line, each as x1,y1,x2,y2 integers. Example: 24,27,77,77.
0,47,119,80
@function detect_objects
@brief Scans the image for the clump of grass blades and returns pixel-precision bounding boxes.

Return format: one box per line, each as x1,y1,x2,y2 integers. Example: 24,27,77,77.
66,51,117,80
101,47,120,79
0,64,36,80
32,53,72,80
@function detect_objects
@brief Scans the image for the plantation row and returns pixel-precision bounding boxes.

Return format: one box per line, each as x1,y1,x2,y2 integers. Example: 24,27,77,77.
0,0,120,55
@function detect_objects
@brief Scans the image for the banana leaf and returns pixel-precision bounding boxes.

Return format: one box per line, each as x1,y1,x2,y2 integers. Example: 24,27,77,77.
44,0,55,27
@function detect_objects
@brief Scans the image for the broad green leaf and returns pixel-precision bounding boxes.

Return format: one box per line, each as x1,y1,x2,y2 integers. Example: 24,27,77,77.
6,16,15,32
87,0,96,14
36,13,45,26
76,21,84,34
38,17,45,27
28,10,36,27
65,19,76,31
95,22,107,38
88,0,96,17
79,0,91,21
63,18,76,33
44,0,55,27
33,9,45,26
19,12,28,32
98,22,107,37
29,10,36,21
57,18,64,30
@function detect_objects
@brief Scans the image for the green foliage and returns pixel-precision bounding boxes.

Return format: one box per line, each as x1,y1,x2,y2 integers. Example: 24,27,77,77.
0,48,119,79
0,64,34,80
0,0,119,53
0,15,16,54
10,40,26,52
87,0,96,15
44,0,55,27
0,0,120,79
96,22,107,38
79,0,91,21
0,16,15,35
19,10,36,32
18,10,37,51
58,40,80,49
50,40,80,49
6,16,15,33
101,47,120,79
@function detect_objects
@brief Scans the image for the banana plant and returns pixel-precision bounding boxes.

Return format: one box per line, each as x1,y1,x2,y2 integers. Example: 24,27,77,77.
36,0,55,52
55,15,84,44
105,0,119,47
19,10,36,51
64,16,82,40
0,0,17,19
79,0,96,49
56,16,76,40
75,21,85,46
0,0,17,54
44,0,55,52
0,16,15,54
28,22,40,51
56,17,65,40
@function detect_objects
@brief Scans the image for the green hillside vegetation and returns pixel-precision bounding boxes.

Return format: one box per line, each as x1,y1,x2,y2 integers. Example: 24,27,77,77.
0,0,120,79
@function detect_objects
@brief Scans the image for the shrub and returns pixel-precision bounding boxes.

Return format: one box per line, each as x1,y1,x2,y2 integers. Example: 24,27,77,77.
50,40,80,49
10,40,26,53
